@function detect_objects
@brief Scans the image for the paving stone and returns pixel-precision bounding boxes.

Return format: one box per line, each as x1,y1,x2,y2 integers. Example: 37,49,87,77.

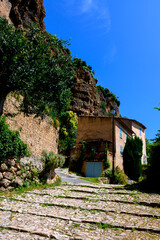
0,182,160,239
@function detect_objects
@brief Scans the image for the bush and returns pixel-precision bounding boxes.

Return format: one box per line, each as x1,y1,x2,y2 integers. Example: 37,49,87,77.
0,116,29,162
123,136,142,181
41,150,65,172
147,143,160,191
101,167,128,185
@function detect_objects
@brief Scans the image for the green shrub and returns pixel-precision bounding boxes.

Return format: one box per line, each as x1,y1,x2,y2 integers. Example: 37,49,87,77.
41,150,65,172
0,116,29,162
101,167,128,185
96,85,120,107
123,136,142,181
147,143,160,190
100,102,107,115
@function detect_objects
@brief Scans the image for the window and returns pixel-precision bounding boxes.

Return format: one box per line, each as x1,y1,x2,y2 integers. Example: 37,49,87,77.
120,145,123,156
140,128,142,136
120,127,122,138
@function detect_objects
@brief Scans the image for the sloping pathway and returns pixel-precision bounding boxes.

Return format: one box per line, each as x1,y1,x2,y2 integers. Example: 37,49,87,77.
0,178,160,239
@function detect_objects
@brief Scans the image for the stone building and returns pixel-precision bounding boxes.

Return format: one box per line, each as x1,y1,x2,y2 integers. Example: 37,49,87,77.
70,116,146,177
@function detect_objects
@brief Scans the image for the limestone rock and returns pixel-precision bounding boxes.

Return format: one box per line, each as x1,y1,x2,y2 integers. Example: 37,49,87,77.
0,179,11,188
3,172,13,180
16,170,22,176
22,173,27,178
7,186,14,191
12,176,23,187
9,166,17,173
0,186,6,191
0,0,46,30
0,172,3,180
15,163,21,170
70,67,120,117
0,0,12,23
8,159,16,166
0,163,8,172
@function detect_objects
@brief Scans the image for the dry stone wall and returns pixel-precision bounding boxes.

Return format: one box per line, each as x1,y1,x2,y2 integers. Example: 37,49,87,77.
3,95,59,157
0,157,40,191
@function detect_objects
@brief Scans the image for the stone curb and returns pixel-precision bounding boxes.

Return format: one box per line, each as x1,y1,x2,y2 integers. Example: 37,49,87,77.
0,225,56,239
1,208,160,234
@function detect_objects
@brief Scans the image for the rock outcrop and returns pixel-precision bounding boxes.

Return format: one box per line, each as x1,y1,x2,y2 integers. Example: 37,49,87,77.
0,0,45,29
70,67,120,117
0,0,119,117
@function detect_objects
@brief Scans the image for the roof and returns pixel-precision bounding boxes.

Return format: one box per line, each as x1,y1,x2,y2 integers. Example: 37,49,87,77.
115,118,134,135
119,117,146,130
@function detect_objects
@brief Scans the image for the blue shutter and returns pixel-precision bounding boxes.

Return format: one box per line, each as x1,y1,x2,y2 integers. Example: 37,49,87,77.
120,127,122,138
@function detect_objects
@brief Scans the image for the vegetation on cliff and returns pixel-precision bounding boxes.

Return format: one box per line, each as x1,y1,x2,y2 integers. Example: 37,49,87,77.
96,85,120,107
0,17,75,118
0,17,120,157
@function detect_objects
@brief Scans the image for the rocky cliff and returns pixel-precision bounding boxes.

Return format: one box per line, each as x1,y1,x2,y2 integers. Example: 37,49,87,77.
70,67,120,117
0,0,119,117
0,0,45,29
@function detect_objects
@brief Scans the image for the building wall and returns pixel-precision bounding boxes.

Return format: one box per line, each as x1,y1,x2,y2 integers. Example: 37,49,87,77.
115,122,126,169
3,95,59,157
76,117,112,144
132,122,147,164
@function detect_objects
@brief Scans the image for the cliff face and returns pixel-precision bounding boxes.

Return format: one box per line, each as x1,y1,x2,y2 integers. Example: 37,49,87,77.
0,0,119,117
70,67,120,117
0,0,45,29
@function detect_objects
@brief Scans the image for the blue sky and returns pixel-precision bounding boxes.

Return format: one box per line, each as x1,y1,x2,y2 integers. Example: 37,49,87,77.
44,0,160,140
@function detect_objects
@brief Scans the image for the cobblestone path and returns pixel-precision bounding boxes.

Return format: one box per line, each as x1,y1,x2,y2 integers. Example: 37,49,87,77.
0,182,160,239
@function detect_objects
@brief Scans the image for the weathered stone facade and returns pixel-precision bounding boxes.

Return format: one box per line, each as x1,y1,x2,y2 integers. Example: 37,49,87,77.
3,95,59,157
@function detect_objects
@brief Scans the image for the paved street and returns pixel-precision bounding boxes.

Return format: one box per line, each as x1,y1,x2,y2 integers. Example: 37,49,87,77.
55,168,89,184
0,174,160,239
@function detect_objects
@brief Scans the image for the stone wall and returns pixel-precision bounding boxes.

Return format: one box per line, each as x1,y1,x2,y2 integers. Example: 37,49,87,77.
0,157,40,191
3,95,59,157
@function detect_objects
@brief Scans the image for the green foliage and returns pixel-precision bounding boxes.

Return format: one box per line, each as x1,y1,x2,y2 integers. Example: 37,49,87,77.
101,167,128,185
0,116,29,162
103,144,110,169
100,102,107,115
0,17,75,117
147,143,160,191
154,103,160,111
58,111,78,156
94,78,98,84
151,130,160,143
146,138,152,166
73,57,95,77
96,85,120,107
80,141,86,162
123,136,142,181
41,150,65,172
0,18,78,158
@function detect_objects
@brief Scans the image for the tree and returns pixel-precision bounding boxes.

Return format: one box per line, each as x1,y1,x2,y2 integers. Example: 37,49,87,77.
0,116,29,162
58,111,77,159
146,138,152,166
123,136,142,181
0,17,75,117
